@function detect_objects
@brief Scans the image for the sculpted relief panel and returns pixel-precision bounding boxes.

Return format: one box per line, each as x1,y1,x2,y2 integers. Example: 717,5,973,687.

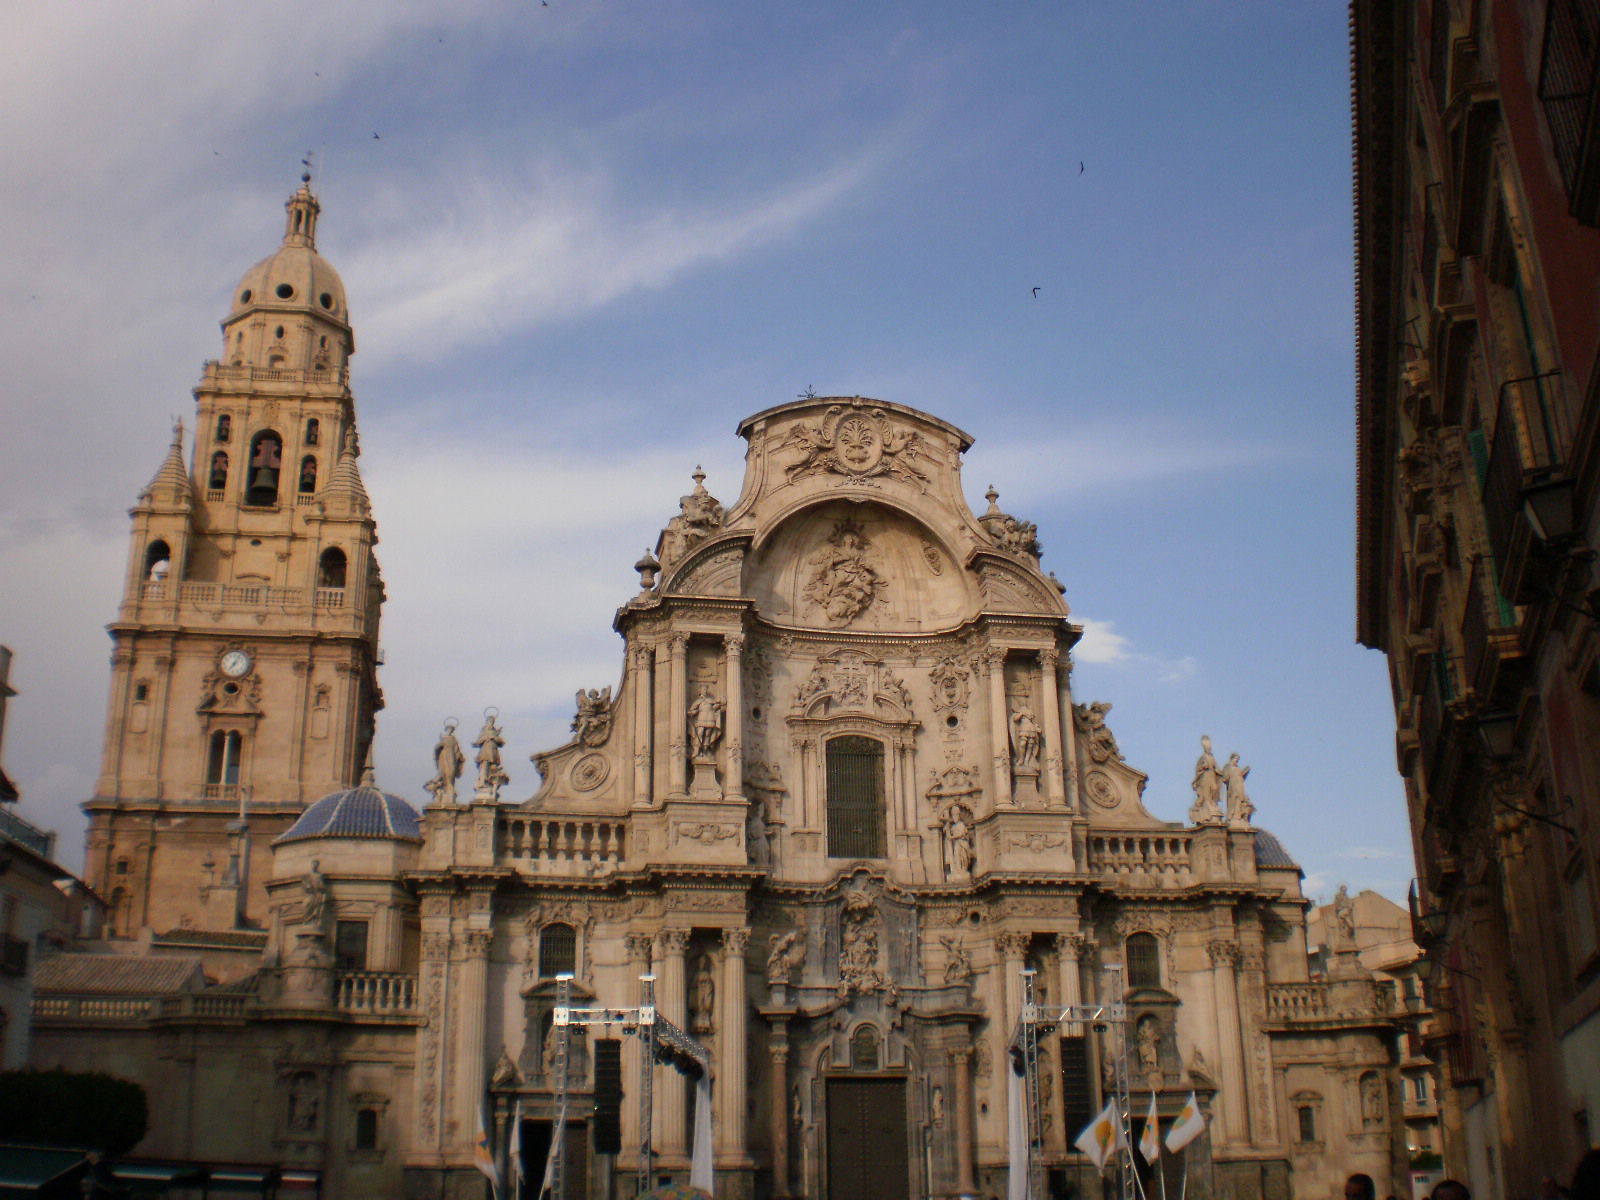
745,500,971,630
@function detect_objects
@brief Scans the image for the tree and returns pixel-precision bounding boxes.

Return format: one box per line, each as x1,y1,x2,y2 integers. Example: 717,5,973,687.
0,1068,148,1156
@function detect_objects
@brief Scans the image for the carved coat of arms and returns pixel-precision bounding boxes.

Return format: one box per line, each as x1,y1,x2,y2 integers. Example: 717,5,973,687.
780,405,930,488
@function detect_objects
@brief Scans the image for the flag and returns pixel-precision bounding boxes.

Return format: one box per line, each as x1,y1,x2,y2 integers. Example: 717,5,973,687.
1139,1093,1161,1163
1073,1100,1123,1170
511,1099,526,1188
1165,1091,1206,1153
475,1101,501,1194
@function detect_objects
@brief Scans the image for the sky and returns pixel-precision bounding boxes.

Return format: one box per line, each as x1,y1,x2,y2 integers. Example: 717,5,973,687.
0,1,1414,907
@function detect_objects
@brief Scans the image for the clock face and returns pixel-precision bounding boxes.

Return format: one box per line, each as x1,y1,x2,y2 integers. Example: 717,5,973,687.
220,650,252,678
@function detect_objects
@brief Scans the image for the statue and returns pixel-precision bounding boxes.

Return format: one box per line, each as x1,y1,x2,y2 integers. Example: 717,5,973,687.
931,1087,945,1126
1185,1045,1213,1084
1075,701,1122,763
571,687,613,747
424,719,464,805
1221,752,1253,827
691,955,716,1034
1137,1015,1162,1090
939,936,973,985
491,1045,521,1089
658,467,725,563
1360,1072,1385,1125
688,688,724,759
1333,885,1357,947
942,801,975,877
767,928,805,983
473,711,509,802
802,520,885,626
1009,706,1042,771
299,860,327,930
287,1072,318,1132
1189,735,1223,824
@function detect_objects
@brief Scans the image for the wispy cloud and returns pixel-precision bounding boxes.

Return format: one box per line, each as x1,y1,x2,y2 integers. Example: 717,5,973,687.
1071,615,1198,684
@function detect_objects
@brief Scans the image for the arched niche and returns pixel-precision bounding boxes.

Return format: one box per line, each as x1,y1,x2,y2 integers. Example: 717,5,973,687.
744,499,973,632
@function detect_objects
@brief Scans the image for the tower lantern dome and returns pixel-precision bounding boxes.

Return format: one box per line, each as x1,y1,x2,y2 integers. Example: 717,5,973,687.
221,174,354,370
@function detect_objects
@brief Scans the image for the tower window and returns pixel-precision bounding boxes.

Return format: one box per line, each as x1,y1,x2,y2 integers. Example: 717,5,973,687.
144,540,171,582
274,325,285,339
133,684,148,702
239,290,252,304
320,293,334,311
275,284,294,300
825,735,886,858
246,431,282,506
305,418,320,446
215,414,231,442
354,1107,379,1151
299,456,318,494
206,730,243,787
209,451,229,492
1297,1104,1316,1142
1126,933,1161,990
318,547,347,589
539,923,577,978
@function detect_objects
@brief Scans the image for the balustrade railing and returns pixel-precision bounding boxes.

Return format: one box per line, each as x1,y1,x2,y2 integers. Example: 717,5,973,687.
32,995,156,1021
1268,982,1330,1021
138,582,350,611
335,971,416,1014
1083,832,1192,879
499,814,626,874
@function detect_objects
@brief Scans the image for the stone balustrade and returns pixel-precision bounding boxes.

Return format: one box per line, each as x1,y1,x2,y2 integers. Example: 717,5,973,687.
33,995,157,1021
499,813,626,875
201,361,349,388
1084,832,1193,880
1267,982,1330,1021
134,582,348,611
335,971,416,1014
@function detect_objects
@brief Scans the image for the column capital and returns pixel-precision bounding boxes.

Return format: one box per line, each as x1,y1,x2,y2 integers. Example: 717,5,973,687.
659,927,692,954
995,931,1031,959
725,633,745,655
945,1045,972,1067
1206,938,1242,967
984,648,1007,671
1038,648,1059,671
625,932,654,964
721,927,751,955
464,929,493,958
669,631,691,653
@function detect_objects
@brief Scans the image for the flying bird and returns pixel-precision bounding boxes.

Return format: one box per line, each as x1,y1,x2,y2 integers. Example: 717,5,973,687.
372,132,381,140
1079,161,1085,174
1032,287,1040,298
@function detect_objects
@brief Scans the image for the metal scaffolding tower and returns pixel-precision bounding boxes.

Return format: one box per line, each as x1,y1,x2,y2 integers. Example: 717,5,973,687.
541,973,711,1200
1009,963,1137,1200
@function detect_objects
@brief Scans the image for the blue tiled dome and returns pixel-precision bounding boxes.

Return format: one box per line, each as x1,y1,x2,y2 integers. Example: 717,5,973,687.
276,782,422,845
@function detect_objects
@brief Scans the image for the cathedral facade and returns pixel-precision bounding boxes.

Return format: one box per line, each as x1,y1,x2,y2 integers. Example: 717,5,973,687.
35,185,1408,1200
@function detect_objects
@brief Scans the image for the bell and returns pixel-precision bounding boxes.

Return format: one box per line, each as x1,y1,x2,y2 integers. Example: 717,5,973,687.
250,467,276,491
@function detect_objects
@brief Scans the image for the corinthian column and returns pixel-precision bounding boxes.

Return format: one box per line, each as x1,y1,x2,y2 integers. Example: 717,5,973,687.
1037,650,1066,808
622,933,653,1172
658,927,691,1160
951,1045,976,1196
716,928,751,1162
631,643,654,808
455,926,493,1159
668,634,689,797
986,649,1013,807
724,635,745,800
1207,938,1248,1144
769,1030,791,1197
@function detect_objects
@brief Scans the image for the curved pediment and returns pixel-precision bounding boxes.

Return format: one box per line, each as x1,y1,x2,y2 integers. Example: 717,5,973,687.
744,499,976,631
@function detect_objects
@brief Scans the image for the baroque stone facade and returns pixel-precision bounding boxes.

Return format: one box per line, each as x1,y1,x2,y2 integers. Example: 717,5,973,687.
34,184,1411,1200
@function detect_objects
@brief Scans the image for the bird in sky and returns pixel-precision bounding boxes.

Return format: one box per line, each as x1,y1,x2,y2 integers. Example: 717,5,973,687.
1032,287,1040,298
1079,161,1085,174
373,132,381,140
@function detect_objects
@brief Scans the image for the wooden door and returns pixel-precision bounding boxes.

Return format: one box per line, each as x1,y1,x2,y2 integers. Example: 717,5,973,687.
826,1078,908,1200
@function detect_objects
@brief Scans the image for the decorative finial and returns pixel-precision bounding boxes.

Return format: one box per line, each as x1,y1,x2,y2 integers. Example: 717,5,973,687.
635,548,661,590
691,464,706,489
984,485,1001,515
798,385,817,400
359,746,377,788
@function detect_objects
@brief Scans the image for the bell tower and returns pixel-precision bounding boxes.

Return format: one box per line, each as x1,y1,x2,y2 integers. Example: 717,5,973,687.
84,177,385,941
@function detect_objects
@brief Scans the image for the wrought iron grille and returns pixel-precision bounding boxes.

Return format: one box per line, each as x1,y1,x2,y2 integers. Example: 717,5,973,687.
825,736,886,858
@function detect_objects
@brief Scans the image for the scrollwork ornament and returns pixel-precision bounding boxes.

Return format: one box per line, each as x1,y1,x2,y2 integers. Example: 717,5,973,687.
722,927,752,955
660,928,692,954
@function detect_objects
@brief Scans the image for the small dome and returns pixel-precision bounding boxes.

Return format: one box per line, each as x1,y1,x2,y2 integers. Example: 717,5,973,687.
226,179,350,329
276,784,422,845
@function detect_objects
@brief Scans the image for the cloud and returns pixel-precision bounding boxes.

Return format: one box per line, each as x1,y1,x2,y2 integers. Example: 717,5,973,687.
1070,615,1197,685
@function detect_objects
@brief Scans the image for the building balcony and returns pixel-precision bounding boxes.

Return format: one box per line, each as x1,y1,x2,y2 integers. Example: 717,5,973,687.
334,971,416,1015
133,582,350,614
199,361,349,390
1084,831,1194,882
1461,555,1523,702
498,814,627,876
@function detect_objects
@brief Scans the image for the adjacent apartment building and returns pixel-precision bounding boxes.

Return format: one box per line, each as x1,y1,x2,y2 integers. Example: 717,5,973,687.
1353,0,1600,1192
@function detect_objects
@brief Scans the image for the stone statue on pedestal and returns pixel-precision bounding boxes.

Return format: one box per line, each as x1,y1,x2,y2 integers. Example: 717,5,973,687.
425,719,464,805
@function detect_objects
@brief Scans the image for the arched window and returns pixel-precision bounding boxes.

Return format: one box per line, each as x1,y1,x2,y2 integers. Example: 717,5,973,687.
305,418,320,446
209,451,229,491
215,414,231,443
206,730,243,787
246,430,282,506
318,547,347,589
1126,932,1161,990
826,735,886,858
539,923,577,978
299,456,318,494
144,540,171,582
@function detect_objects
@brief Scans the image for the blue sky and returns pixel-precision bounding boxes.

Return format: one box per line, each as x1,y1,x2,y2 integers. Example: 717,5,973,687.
0,1,1411,904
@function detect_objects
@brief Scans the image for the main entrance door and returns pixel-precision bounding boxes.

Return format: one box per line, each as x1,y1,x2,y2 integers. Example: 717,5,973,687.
826,1078,909,1200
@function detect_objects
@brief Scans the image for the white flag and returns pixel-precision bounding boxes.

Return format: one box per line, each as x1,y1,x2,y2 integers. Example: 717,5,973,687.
474,1102,501,1193
1165,1091,1206,1153
1138,1092,1161,1163
1073,1100,1123,1170
511,1099,525,1184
